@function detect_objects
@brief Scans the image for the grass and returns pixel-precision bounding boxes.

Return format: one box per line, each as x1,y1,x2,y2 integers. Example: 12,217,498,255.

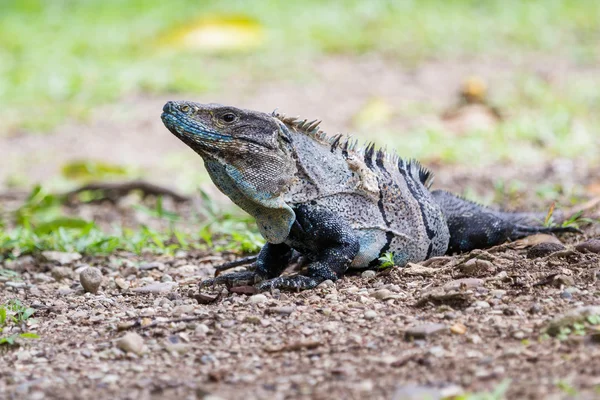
0,299,39,346
1,0,599,132
0,185,263,260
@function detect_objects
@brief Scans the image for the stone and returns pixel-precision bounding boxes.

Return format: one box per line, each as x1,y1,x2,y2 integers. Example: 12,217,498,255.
248,294,268,304
361,270,376,279
317,280,334,288
474,301,490,309
364,310,377,320
575,239,600,254
371,289,399,300
79,267,103,294
527,242,566,259
161,274,173,282
42,251,82,265
405,323,447,340
552,274,575,288
51,266,73,281
443,278,484,291
115,277,130,290
116,332,145,355
450,323,467,335
459,259,495,277
132,282,178,294
403,263,437,276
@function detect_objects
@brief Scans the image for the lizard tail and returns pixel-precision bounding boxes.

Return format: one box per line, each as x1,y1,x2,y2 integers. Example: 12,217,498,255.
431,190,579,254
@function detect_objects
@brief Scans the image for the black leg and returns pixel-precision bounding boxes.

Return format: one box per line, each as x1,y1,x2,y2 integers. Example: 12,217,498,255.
255,204,359,292
432,190,579,254
201,242,293,288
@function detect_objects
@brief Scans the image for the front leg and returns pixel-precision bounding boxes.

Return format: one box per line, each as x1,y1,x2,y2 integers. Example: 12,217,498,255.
256,204,360,292
201,242,293,288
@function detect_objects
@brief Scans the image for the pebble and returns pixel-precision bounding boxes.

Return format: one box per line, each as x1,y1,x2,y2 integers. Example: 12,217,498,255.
132,282,178,294
42,251,82,265
361,270,376,279
474,301,491,309
5,281,26,288
459,258,495,277
317,280,334,288
115,277,130,290
552,274,575,288
450,323,467,335
405,323,447,340
116,332,145,355
443,278,483,291
364,310,377,320
575,239,600,254
161,274,173,282
139,261,165,271
529,303,542,314
560,291,573,300
402,263,437,276
371,289,396,300
51,266,73,281
526,242,565,259
248,294,268,304
80,267,103,294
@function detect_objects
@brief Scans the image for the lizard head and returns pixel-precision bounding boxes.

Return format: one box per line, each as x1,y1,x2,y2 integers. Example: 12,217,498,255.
161,100,297,243
161,101,286,156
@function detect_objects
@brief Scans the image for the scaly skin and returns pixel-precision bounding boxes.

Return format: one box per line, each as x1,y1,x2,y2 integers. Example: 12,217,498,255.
161,101,578,292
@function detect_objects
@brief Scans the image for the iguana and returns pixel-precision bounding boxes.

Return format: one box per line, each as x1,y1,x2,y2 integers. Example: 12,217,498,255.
161,101,577,291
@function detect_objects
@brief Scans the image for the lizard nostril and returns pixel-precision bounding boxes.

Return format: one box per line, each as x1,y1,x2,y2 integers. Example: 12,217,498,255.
163,101,174,114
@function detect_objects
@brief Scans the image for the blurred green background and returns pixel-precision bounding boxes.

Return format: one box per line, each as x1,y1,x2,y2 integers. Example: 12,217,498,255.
1,0,599,188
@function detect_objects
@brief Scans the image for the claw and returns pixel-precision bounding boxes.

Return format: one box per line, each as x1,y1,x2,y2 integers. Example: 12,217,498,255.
200,270,261,289
255,274,324,292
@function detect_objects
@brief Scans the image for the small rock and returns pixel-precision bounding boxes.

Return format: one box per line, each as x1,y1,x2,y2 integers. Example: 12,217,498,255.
161,274,173,282
80,267,103,294
42,251,82,265
115,277,130,290
575,239,600,254
361,270,376,279
51,266,73,281
443,278,484,291
405,323,447,340
529,303,542,314
459,258,495,277
474,301,490,309
364,310,377,320
450,323,467,335
513,331,526,340
248,294,268,304
139,261,165,271
266,306,295,315
132,282,178,294
317,280,334,288
552,274,575,288
116,332,145,355
527,242,566,259
371,289,398,301
560,291,573,300
403,263,437,276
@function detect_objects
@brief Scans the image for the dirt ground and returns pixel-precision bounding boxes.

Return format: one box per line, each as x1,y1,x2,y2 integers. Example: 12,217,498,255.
2,56,600,400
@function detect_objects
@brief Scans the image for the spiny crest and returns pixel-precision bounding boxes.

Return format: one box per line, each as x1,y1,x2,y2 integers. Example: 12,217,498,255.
272,110,434,186
398,158,435,188
273,111,325,140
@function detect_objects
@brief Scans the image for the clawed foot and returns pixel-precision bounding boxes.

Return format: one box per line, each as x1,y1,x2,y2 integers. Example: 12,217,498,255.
201,271,264,289
255,275,324,292
201,272,325,292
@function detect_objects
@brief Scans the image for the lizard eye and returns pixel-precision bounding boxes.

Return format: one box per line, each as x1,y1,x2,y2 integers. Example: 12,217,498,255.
221,113,237,123
179,105,190,113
